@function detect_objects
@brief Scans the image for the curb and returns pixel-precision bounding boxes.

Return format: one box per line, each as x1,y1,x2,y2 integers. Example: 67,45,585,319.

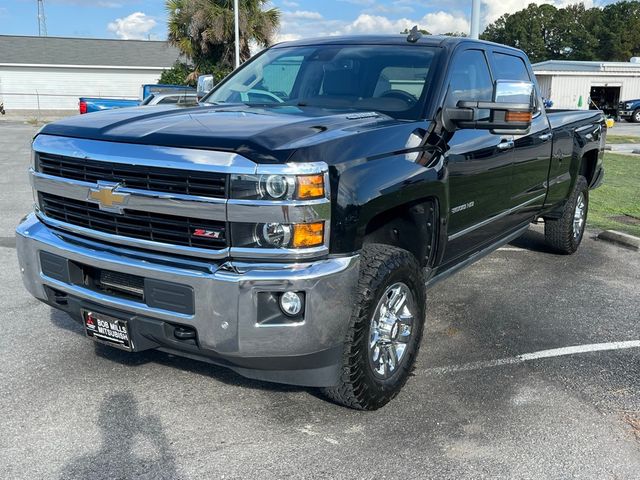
597,230,640,251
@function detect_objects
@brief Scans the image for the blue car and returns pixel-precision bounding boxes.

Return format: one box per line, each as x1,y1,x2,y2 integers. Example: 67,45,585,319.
618,98,640,122
79,84,195,114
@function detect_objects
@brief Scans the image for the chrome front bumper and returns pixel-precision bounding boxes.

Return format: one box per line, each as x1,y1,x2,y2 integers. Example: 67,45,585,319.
16,214,359,386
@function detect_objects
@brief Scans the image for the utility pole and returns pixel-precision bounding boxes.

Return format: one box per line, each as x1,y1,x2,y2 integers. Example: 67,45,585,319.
470,0,480,39
234,0,240,69
37,0,48,37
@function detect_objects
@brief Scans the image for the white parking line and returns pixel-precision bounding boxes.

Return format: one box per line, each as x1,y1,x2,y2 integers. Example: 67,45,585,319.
497,246,527,252
425,341,640,374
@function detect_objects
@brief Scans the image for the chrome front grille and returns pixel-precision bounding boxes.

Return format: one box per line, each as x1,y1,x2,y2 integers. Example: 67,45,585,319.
40,192,227,250
30,134,330,261
38,153,227,199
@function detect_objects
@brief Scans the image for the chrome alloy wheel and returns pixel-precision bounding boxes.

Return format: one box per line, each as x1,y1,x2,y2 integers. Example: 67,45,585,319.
573,192,586,240
368,282,416,379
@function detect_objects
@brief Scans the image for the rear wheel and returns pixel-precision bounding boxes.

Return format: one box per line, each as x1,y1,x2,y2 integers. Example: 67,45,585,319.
544,175,589,254
322,244,425,410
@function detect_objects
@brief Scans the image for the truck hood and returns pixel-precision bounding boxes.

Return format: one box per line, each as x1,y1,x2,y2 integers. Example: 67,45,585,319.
39,104,420,164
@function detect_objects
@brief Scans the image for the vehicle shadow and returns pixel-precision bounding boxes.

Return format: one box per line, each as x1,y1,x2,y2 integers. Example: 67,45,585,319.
49,309,307,395
58,391,179,480
509,226,558,254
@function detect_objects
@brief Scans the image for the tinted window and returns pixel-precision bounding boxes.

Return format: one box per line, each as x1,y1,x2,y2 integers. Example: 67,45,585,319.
206,45,437,120
446,49,493,119
261,55,304,99
373,66,429,99
158,96,179,104
492,53,530,81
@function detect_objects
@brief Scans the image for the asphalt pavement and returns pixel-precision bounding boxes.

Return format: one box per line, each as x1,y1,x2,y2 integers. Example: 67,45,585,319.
1,122,639,479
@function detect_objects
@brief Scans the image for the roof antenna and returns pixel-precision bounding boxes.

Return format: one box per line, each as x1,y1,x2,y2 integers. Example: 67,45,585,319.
406,25,422,43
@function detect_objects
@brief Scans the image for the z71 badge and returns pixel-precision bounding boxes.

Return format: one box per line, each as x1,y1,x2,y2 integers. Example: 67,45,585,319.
451,201,475,214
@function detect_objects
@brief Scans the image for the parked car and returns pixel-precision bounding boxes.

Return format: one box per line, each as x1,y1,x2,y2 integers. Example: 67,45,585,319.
78,97,138,114
618,99,640,122
140,92,198,107
17,34,606,410
79,84,196,114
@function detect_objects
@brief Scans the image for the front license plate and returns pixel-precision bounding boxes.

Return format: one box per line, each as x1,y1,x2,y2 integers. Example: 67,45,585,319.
83,310,132,351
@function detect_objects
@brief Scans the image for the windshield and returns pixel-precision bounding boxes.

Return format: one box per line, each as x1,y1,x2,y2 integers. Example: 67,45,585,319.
204,45,438,120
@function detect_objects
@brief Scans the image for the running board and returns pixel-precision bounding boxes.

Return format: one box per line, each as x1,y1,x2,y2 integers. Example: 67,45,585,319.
425,224,530,289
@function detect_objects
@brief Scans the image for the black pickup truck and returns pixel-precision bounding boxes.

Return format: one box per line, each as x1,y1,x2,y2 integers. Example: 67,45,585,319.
16,34,605,410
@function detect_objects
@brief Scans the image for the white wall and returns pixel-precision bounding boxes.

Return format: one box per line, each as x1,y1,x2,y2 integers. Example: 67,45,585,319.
534,73,640,110
0,65,164,110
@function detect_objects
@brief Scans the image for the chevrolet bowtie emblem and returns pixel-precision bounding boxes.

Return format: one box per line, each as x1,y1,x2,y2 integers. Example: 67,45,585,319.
88,182,129,214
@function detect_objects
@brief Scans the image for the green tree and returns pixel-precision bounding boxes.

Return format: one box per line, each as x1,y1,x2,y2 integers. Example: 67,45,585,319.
159,61,193,86
598,1,640,61
481,3,558,63
166,0,280,80
482,1,640,62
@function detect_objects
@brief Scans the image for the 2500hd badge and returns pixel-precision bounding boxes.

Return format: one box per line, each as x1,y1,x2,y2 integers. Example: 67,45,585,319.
16,33,605,410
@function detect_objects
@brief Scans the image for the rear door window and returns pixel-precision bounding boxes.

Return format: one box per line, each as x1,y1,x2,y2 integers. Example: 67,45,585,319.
492,53,531,81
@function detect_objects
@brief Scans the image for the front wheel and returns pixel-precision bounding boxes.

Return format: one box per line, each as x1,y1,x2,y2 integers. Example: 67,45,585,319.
322,244,425,410
633,109,640,123
544,175,589,254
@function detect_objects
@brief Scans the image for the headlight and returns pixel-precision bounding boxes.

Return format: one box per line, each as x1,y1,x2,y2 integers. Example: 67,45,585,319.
231,174,325,200
627,103,633,109
264,175,293,199
231,221,325,249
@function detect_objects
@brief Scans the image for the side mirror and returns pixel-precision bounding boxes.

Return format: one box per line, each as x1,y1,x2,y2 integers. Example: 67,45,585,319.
197,74,216,101
442,80,535,134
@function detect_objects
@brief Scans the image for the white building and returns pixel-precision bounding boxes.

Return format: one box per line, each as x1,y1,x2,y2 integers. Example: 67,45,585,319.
533,60,640,116
0,35,181,112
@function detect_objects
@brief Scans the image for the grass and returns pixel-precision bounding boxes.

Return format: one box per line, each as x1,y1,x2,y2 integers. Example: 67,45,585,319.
606,134,640,144
588,153,640,237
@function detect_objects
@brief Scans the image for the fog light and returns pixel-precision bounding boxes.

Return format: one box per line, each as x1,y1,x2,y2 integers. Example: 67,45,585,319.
261,223,292,247
279,291,303,316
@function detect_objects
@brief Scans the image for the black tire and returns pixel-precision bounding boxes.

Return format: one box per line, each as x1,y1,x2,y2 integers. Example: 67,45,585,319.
322,244,425,410
633,109,640,123
544,175,589,254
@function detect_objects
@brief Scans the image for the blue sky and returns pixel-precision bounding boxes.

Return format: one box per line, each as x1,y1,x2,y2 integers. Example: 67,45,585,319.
0,0,611,41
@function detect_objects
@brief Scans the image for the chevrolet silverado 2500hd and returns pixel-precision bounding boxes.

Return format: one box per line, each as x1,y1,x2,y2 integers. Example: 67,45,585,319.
16,35,606,410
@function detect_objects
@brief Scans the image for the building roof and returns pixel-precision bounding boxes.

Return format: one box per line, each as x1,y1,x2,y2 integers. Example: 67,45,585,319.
0,35,182,68
532,60,640,74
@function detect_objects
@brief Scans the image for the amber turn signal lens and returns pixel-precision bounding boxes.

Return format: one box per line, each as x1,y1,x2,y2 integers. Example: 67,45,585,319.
505,111,533,122
296,174,325,199
292,222,324,248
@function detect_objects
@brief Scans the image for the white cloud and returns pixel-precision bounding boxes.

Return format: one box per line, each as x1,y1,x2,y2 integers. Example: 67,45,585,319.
368,4,415,15
107,12,157,40
342,11,468,35
277,8,470,42
276,33,303,42
284,10,324,20
281,0,299,7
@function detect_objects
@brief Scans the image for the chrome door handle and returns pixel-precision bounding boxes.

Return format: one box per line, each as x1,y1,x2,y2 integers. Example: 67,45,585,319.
497,139,515,151
539,132,553,142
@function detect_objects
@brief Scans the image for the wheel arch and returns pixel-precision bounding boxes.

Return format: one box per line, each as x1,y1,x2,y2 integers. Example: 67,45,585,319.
362,197,440,267
578,148,599,188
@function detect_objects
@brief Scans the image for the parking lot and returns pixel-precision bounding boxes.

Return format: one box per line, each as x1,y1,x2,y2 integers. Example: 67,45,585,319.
0,121,639,479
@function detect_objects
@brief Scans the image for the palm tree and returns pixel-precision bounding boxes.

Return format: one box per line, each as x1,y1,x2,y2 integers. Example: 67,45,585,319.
166,0,279,79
